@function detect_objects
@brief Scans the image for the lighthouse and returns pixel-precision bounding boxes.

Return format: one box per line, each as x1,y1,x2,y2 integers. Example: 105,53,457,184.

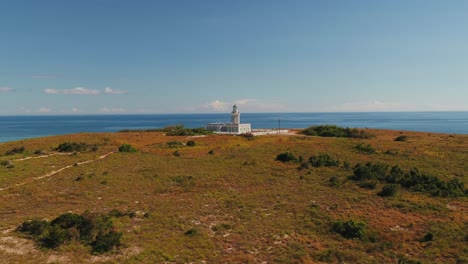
231,104,240,124
206,104,251,134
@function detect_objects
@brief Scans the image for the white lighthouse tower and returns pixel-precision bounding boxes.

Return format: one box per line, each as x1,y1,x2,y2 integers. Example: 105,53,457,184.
206,104,251,134
231,104,240,124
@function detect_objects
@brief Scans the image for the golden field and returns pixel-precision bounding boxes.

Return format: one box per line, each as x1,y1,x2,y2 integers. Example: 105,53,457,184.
0,129,466,263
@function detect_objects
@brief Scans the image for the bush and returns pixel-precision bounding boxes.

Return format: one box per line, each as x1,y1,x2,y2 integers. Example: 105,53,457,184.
276,152,298,162
332,219,366,239
300,125,373,139
378,184,400,197
92,230,122,253
18,210,126,253
184,228,198,236
40,225,68,248
17,219,49,236
351,163,388,181
240,133,254,140
5,146,25,155
308,154,340,167
354,143,376,154
167,141,184,148
55,142,89,152
358,181,378,189
420,232,433,242
118,144,137,153
394,135,408,142
186,140,196,146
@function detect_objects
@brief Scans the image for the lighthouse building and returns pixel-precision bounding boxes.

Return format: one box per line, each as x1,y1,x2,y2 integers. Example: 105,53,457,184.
206,105,251,134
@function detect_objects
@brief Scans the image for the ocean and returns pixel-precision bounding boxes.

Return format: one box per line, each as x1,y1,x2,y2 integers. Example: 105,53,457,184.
0,112,467,142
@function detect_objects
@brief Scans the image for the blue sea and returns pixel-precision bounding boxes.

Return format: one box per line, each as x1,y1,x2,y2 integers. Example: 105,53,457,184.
0,112,467,142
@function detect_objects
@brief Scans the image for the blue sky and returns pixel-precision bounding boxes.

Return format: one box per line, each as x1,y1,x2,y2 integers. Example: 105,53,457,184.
1,0,467,115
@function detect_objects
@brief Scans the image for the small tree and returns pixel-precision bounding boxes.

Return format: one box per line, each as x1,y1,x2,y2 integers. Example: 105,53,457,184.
378,184,400,197
332,219,366,239
118,144,137,153
276,152,298,162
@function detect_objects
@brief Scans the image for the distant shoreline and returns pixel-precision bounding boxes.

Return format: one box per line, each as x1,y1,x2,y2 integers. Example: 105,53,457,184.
1,112,467,143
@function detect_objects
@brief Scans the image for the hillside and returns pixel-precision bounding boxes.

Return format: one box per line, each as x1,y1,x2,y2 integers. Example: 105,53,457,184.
0,129,466,263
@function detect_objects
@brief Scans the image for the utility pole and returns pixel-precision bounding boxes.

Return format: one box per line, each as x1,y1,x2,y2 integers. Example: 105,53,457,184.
278,118,281,133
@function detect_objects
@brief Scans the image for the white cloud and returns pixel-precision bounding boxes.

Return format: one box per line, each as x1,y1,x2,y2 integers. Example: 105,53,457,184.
38,107,51,113
0,87,14,92
104,87,128,95
201,100,230,112
71,107,80,113
99,107,126,113
199,99,286,113
44,87,100,95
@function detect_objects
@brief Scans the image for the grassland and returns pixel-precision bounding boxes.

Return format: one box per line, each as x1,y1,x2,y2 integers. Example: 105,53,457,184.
0,129,466,263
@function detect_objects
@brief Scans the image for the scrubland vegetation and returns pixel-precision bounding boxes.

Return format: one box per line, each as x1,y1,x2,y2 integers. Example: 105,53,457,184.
0,128,466,263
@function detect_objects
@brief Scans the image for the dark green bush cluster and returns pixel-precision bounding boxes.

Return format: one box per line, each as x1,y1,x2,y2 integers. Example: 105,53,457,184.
276,152,298,162
17,210,130,253
5,146,25,155
398,168,466,197
119,125,212,136
394,135,408,142
118,144,137,153
351,163,389,181
332,219,366,239
240,133,255,140
167,141,184,148
308,154,340,167
351,163,467,197
56,142,96,152
300,125,373,139
0,160,13,168
186,140,196,146
353,143,376,154
378,184,401,197
165,125,212,136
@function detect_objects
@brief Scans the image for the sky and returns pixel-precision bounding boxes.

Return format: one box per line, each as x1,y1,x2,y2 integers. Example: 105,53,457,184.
1,0,468,115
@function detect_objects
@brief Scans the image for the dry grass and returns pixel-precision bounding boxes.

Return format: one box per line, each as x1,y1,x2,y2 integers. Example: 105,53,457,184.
0,129,466,263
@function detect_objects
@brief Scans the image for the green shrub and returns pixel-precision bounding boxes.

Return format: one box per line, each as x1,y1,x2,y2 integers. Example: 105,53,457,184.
332,219,366,239
92,230,122,253
17,219,49,236
420,232,433,242
167,141,184,148
378,184,400,197
50,213,85,229
18,210,127,253
5,146,25,155
300,125,373,139
56,142,88,152
351,163,388,181
241,133,254,140
354,143,376,154
276,152,298,162
394,135,408,142
184,228,198,236
186,140,196,146
118,144,137,153
329,176,340,187
40,225,68,248
358,181,378,189
308,154,340,167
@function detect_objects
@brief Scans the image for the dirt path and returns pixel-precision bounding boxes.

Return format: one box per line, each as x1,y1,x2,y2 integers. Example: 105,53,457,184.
12,152,73,162
0,152,115,192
